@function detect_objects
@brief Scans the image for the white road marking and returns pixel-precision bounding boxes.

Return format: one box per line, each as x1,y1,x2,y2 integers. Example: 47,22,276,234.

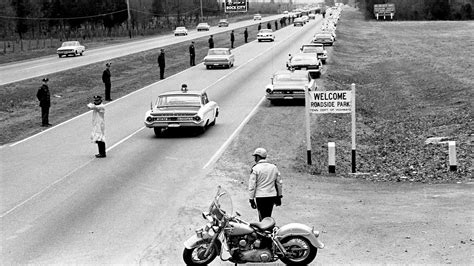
203,96,266,170
0,158,94,218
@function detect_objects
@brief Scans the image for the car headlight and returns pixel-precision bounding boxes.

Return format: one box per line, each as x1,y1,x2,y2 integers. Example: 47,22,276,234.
193,115,201,122
266,88,273,94
146,116,153,122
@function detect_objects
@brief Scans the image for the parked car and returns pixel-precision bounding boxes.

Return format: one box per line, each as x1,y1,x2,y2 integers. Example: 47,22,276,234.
257,29,275,42
144,87,219,136
301,15,309,23
196,23,210,31
300,43,328,64
203,48,235,69
57,41,85,58
265,70,317,103
174,26,188,36
287,53,323,78
293,18,304,27
309,13,316,19
312,33,334,46
218,19,229,27
253,14,262,20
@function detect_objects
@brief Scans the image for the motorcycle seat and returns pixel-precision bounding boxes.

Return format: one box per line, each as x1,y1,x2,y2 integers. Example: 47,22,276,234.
250,217,275,231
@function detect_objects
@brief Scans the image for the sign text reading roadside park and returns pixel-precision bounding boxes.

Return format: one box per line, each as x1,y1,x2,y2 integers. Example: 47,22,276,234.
225,1,247,13
309,90,351,113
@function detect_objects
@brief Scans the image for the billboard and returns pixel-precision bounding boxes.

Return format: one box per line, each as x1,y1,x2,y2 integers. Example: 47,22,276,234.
374,3,396,15
225,1,247,13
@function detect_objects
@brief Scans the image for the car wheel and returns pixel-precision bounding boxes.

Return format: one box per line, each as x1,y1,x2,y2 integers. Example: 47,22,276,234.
58,55,62,58
80,52,83,56
154,128,163,137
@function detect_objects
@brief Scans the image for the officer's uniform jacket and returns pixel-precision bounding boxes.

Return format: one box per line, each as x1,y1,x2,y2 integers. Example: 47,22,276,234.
249,159,282,199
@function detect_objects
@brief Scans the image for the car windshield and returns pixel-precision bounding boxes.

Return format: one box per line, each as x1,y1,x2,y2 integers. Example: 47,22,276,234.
303,47,323,53
176,27,185,30
208,50,228,56
198,23,207,26
62,42,77,47
157,94,201,107
275,73,307,82
316,34,331,39
219,20,227,22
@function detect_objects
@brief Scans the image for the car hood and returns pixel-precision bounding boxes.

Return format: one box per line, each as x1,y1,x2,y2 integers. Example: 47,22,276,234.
57,47,76,50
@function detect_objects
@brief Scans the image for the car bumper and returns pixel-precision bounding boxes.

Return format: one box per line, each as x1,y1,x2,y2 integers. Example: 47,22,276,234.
145,121,205,128
266,93,306,100
257,37,274,41
291,66,321,72
204,61,231,66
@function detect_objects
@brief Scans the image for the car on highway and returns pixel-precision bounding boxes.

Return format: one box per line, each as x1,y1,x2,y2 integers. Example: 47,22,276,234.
257,29,275,42
196,22,210,31
287,53,322,78
300,43,328,64
57,41,85,58
253,14,262,20
174,26,188,36
218,19,229,27
293,17,304,26
301,15,309,23
203,48,235,69
265,70,317,103
312,33,334,46
309,13,316,19
144,87,219,136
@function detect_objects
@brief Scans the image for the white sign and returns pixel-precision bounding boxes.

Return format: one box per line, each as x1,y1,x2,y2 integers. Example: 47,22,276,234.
309,90,352,113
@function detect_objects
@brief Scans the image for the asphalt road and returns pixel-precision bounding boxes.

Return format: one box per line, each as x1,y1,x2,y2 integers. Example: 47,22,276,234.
0,17,324,264
0,14,285,86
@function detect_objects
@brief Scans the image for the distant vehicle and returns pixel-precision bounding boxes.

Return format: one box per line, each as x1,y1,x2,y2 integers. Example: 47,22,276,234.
144,88,219,136
257,29,275,42
57,41,85,58
301,15,309,23
265,70,317,103
309,13,316,19
322,29,336,40
196,23,210,31
174,26,188,36
300,43,328,64
293,18,304,27
253,14,262,20
218,19,229,27
287,53,322,78
203,48,235,69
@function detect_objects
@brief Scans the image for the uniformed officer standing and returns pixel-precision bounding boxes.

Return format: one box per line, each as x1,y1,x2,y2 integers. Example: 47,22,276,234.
157,48,165,79
102,63,112,101
208,35,214,49
230,30,235,48
248,148,283,221
244,28,248,43
189,41,196,66
36,77,51,127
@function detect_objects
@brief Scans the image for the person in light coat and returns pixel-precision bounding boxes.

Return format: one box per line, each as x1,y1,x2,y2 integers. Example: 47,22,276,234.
248,148,283,221
87,95,106,158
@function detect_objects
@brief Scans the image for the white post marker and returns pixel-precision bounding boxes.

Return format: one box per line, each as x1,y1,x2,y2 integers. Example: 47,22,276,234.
351,83,356,173
328,142,336,173
390,12,394,20
376,13,379,20
305,85,312,165
448,141,457,171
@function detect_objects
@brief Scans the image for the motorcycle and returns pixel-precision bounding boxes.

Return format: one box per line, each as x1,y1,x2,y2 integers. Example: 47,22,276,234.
183,186,324,265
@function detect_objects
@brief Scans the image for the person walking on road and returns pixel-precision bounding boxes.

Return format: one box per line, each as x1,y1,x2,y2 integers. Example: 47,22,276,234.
87,95,106,158
208,35,214,49
230,30,235,48
36,77,52,127
248,148,283,221
158,48,165,79
189,41,196,66
244,28,248,43
102,63,112,101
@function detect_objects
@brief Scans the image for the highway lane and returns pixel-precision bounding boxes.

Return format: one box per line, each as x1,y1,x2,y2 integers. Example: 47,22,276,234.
0,17,323,264
0,14,285,86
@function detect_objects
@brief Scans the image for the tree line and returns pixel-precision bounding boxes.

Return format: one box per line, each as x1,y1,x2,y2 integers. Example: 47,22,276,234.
356,0,472,20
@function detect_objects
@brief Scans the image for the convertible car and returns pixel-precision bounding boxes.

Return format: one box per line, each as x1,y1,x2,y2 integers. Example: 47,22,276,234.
265,70,317,103
144,87,219,136
203,48,235,69
287,53,323,78
57,41,85,57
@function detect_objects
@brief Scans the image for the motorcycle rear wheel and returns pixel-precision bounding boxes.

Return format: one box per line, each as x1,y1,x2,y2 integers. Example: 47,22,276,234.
183,242,218,265
278,236,317,265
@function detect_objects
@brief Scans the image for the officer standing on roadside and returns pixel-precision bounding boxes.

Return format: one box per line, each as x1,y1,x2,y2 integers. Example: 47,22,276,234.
208,35,214,49
244,28,248,43
189,41,196,66
158,48,165,79
248,148,283,221
102,63,112,101
230,30,235,48
36,77,52,127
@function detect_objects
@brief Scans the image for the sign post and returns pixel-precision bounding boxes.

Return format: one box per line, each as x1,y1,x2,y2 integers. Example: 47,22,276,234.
305,85,312,165
351,83,356,173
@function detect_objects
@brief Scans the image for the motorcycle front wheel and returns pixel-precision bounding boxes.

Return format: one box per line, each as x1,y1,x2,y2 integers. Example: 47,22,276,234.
183,241,218,265
278,236,317,265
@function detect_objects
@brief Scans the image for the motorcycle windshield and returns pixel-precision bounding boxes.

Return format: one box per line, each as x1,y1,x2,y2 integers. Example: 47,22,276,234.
209,186,233,219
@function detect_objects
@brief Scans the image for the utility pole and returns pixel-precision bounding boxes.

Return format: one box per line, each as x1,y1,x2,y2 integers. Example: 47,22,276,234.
200,0,203,22
126,0,131,38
